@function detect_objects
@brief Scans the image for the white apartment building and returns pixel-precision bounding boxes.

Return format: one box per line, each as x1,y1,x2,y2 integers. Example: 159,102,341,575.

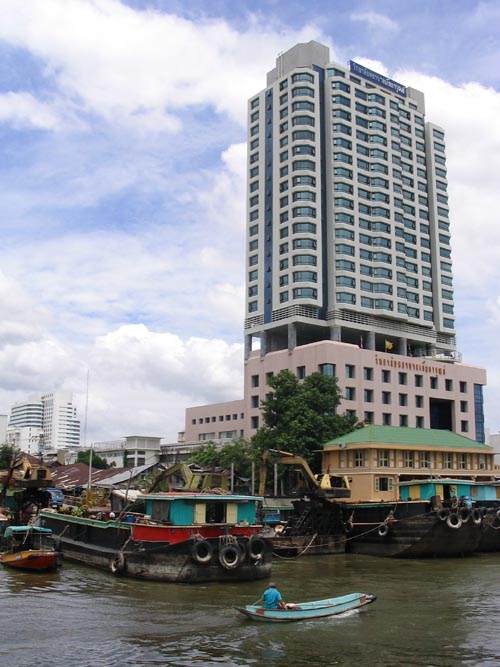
184,41,486,445
5,425,44,456
8,391,81,450
92,436,162,468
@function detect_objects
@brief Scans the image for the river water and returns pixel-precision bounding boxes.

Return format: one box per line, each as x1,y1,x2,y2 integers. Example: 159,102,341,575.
2,552,500,667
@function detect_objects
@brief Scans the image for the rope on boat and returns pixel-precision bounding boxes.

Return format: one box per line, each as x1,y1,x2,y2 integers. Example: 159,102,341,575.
344,522,386,542
219,533,238,546
271,533,318,560
343,505,433,543
119,536,132,553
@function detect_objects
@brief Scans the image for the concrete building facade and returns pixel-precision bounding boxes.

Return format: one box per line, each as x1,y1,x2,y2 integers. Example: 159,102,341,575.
183,41,486,445
92,435,162,468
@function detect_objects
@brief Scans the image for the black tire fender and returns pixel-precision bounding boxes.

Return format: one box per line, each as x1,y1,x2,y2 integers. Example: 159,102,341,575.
446,513,462,530
437,509,448,522
344,520,354,534
378,524,389,537
110,551,126,575
192,539,213,564
248,537,266,561
459,508,470,523
219,544,241,570
471,508,482,525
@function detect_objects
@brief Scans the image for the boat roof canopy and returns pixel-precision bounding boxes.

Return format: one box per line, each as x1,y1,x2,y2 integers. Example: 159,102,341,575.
139,492,263,502
397,478,485,487
4,526,52,537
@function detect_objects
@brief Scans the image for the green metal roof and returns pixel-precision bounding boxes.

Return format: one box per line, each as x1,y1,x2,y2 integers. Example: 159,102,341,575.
324,425,492,450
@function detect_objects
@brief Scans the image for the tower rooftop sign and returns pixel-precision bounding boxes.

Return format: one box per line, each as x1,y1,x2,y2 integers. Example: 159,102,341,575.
349,60,406,97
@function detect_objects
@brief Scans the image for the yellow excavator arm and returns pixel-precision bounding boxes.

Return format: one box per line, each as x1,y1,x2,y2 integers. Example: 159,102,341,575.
258,449,350,498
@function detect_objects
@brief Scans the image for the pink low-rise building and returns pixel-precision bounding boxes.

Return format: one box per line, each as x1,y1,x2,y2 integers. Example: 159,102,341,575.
183,341,486,444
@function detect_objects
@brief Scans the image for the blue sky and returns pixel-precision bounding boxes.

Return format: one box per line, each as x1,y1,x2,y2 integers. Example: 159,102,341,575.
0,0,499,443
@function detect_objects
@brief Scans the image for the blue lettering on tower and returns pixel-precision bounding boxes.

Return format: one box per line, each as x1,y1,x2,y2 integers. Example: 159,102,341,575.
350,61,407,97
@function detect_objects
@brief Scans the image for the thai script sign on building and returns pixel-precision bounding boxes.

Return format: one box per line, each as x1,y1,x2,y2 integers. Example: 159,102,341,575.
350,61,407,97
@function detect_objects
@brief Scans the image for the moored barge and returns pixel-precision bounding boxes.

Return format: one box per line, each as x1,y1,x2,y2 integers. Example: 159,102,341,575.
342,499,482,558
39,490,272,583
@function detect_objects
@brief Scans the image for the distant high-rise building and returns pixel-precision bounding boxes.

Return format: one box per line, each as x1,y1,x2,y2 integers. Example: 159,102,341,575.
183,41,486,444
8,391,80,450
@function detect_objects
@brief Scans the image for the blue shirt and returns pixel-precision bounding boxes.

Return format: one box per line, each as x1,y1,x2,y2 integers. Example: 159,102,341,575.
262,588,282,609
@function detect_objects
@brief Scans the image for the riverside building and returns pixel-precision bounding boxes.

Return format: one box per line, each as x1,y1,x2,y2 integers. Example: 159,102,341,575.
183,41,486,445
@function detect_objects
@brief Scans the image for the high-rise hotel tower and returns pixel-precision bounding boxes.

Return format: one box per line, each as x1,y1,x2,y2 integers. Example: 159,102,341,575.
184,41,486,445
245,41,453,362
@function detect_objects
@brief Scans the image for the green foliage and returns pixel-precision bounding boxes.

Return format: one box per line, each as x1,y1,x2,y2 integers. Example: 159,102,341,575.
77,449,111,469
0,445,15,469
189,438,257,478
72,504,88,517
252,369,362,465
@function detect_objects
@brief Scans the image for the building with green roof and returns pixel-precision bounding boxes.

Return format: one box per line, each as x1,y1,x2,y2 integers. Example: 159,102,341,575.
322,425,494,502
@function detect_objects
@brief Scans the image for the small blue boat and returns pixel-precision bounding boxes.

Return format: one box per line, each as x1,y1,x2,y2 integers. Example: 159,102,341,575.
236,592,377,622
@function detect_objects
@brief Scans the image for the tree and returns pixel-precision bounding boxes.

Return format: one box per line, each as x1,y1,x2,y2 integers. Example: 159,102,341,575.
189,438,257,479
77,449,111,469
0,445,15,470
252,369,362,465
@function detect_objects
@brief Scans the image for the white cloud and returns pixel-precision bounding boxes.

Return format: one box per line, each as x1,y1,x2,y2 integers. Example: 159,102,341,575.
83,324,244,441
0,138,248,343
0,270,50,345
0,0,326,131
0,320,244,442
351,11,399,32
0,92,59,129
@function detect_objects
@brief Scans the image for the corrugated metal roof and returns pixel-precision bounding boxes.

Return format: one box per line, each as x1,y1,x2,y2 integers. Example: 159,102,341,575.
93,463,155,487
49,463,133,489
324,425,492,450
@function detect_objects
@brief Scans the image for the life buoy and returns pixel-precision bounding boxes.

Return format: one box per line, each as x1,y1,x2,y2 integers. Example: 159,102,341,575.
344,521,354,534
446,513,462,530
219,544,241,570
378,524,389,537
459,508,470,523
248,538,266,561
471,509,482,525
437,509,448,522
192,540,213,564
110,551,125,575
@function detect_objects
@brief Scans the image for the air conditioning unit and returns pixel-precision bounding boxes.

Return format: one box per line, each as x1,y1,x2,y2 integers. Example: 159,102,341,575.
338,443,346,449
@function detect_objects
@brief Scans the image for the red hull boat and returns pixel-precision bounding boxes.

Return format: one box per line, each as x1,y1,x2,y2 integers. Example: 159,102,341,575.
0,525,60,572
0,549,59,571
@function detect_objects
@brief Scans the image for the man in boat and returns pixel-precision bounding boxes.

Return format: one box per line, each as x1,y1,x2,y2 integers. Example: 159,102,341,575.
261,582,285,609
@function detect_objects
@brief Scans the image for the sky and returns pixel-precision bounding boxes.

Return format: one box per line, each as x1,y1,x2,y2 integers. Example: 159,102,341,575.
0,0,499,444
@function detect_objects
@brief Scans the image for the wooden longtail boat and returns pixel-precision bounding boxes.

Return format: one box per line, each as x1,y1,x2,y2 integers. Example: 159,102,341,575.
0,525,60,572
236,592,377,622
